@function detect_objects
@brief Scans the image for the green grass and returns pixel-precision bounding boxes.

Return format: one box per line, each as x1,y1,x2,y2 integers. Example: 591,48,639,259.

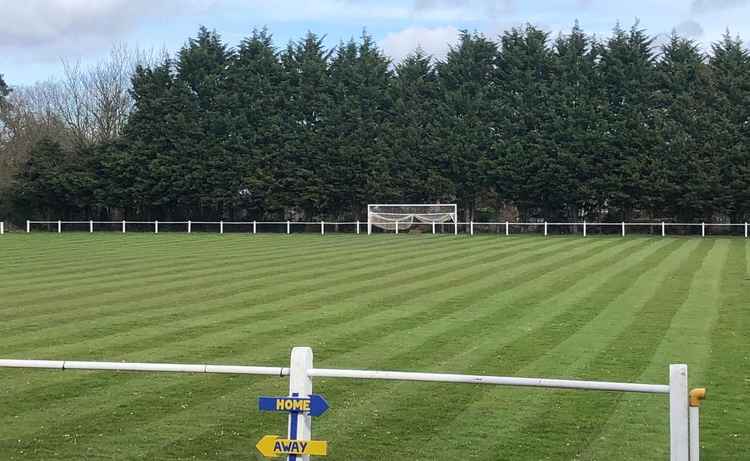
0,233,747,460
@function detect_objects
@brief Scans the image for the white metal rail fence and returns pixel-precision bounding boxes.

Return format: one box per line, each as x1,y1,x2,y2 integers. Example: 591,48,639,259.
0,347,706,460
1,219,748,237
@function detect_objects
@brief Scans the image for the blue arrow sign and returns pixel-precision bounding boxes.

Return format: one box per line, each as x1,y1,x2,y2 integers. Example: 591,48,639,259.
258,394,329,417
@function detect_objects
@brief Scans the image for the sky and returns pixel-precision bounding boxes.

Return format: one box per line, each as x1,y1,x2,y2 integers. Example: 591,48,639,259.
2,0,750,86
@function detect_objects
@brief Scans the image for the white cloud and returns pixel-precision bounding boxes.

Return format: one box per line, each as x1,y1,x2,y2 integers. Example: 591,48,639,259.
691,0,749,13
675,19,704,37
380,26,460,64
0,0,218,49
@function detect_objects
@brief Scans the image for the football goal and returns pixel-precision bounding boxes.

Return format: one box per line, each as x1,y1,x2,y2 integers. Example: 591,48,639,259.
367,204,458,235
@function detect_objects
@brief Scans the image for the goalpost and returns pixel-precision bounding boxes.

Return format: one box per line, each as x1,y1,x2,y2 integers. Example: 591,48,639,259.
367,204,458,235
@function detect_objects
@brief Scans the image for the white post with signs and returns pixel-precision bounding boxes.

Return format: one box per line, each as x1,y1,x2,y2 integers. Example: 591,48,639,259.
288,347,314,461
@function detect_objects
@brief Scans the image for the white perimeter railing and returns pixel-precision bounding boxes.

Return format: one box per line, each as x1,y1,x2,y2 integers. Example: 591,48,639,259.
0,219,748,238
0,347,706,460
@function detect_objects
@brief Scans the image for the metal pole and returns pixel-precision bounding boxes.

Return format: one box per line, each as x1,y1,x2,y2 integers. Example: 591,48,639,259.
321,221,324,236
26,220,30,233
701,222,705,238
583,220,587,237
57,220,61,234
395,220,399,235
220,221,224,235
155,220,159,234
470,220,474,236
454,220,458,236
0,221,3,235
356,220,360,235
669,364,689,461
662,222,666,237
122,220,126,233
505,221,509,236
689,406,700,461
253,220,257,235
544,221,548,237
622,222,625,237
188,220,192,234
746,222,748,239
288,347,314,461
89,220,93,233
688,388,705,461
287,220,290,235
432,221,436,235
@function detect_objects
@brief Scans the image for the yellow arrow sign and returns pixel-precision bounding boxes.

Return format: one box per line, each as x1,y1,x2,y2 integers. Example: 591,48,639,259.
256,435,328,458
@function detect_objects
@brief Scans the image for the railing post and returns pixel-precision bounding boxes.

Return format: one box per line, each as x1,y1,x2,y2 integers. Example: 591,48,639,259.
287,220,290,235
395,220,399,235
356,220,360,235
188,220,192,234
746,222,748,239
701,222,705,238
220,221,224,235
288,347,314,461
155,220,159,234
367,220,372,235
432,221,436,235
583,220,587,237
505,221,509,236
689,388,706,461
662,222,666,237
253,220,257,235
669,364,689,461
57,220,61,234
544,221,548,237
321,221,324,236
89,220,93,233
622,221,625,237
122,220,126,233
26,220,30,233
454,220,458,236
470,220,474,236
0,221,4,235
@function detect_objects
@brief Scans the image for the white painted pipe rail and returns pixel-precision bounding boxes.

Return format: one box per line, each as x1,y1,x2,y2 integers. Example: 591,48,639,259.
308,368,669,394
0,359,287,376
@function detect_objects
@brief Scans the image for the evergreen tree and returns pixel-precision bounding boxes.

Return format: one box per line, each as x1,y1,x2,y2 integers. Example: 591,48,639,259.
325,32,393,219
495,25,560,219
710,32,750,221
437,30,498,220
596,23,658,220
654,35,723,221
225,28,285,218
388,50,453,203
279,32,333,219
175,27,235,219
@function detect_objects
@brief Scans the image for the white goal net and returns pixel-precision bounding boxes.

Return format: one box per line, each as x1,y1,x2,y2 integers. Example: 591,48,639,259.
367,204,457,234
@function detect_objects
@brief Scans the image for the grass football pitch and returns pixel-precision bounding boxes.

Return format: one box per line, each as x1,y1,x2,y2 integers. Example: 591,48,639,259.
0,233,747,460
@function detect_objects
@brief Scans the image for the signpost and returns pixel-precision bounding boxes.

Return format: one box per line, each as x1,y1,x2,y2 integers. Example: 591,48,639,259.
259,395,329,417
256,435,328,458
257,349,329,459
